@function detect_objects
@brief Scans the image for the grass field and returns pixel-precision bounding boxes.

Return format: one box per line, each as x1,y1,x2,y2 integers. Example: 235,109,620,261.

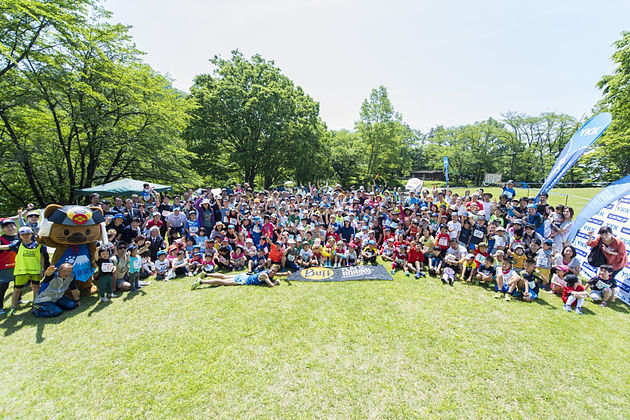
2,187,629,418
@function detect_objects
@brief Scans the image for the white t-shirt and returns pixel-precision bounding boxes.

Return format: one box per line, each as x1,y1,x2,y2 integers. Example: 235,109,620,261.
447,221,461,239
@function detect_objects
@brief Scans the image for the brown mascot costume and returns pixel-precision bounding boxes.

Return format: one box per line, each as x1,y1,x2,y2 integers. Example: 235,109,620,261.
37,205,106,296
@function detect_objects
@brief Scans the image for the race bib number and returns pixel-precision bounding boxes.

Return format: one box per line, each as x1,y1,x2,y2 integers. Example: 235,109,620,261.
133,260,142,270
595,280,607,290
189,226,198,233
161,210,171,217
101,262,115,273
288,254,295,261
438,237,448,247
230,218,238,225
475,254,485,264
473,229,484,239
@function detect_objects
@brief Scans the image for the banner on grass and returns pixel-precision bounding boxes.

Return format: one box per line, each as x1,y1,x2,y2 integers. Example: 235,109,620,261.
288,265,393,282
443,156,449,187
536,112,612,201
570,193,630,306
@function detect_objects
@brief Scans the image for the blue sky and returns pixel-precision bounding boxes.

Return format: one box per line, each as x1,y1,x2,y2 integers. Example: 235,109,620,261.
105,0,630,131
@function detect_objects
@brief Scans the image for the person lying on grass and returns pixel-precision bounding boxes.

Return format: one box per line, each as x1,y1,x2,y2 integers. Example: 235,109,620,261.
191,264,289,289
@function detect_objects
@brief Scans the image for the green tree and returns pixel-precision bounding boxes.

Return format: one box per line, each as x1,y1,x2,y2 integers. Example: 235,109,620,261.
185,51,326,189
595,31,630,180
0,1,196,212
356,86,417,184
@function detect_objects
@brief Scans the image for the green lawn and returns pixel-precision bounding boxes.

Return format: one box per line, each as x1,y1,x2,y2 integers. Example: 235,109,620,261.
2,264,629,418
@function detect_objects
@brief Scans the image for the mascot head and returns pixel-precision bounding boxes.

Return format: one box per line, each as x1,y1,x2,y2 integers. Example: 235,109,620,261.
41,205,105,244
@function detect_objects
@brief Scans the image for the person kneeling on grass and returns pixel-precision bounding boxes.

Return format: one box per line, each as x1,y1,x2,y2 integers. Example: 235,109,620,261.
562,274,588,315
32,263,81,318
191,264,289,289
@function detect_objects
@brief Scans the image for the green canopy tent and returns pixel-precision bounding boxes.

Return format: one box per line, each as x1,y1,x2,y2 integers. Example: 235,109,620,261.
76,178,172,197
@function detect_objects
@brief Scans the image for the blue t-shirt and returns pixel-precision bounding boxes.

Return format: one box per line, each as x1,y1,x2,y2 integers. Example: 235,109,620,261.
502,187,516,199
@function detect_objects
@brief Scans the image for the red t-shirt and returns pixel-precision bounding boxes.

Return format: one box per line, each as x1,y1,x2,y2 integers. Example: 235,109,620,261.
561,284,585,305
436,233,450,250
407,248,425,264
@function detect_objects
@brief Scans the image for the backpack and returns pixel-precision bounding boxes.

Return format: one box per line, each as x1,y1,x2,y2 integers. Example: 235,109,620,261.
587,239,606,268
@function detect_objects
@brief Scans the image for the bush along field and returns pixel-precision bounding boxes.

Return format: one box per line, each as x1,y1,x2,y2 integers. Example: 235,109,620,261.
1,256,629,418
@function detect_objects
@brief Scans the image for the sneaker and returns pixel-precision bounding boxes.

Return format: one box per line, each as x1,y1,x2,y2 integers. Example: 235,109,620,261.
575,308,583,315
448,277,454,286
601,301,607,307
17,299,30,305
139,281,151,287
108,293,120,299
191,279,201,290
405,271,410,277
415,272,420,279
101,296,110,303
391,270,395,275
494,292,501,299
440,276,447,285
504,294,511,301
6,307,16,316
418,271,426,278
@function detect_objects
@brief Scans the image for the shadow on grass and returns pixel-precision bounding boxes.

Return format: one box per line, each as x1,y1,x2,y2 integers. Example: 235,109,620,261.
123,289,147,302
607,301,629,313
1,295,102,343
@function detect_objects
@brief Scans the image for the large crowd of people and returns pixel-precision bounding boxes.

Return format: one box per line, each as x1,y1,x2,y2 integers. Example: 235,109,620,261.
0,181,627,317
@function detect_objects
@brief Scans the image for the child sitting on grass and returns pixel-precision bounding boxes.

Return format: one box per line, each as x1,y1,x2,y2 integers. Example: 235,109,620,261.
474,255,496,286
231,245,247,271
189,245,203,275
407,241,426,279
519,258,541,302
334,241,347,268
549,264,569,295
298,242,313,268
562,274,588,315
154,250,170,280
391,244,409,276
494,257,518,300
586,264,616,308
171,250,191,278
361,240,379,265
